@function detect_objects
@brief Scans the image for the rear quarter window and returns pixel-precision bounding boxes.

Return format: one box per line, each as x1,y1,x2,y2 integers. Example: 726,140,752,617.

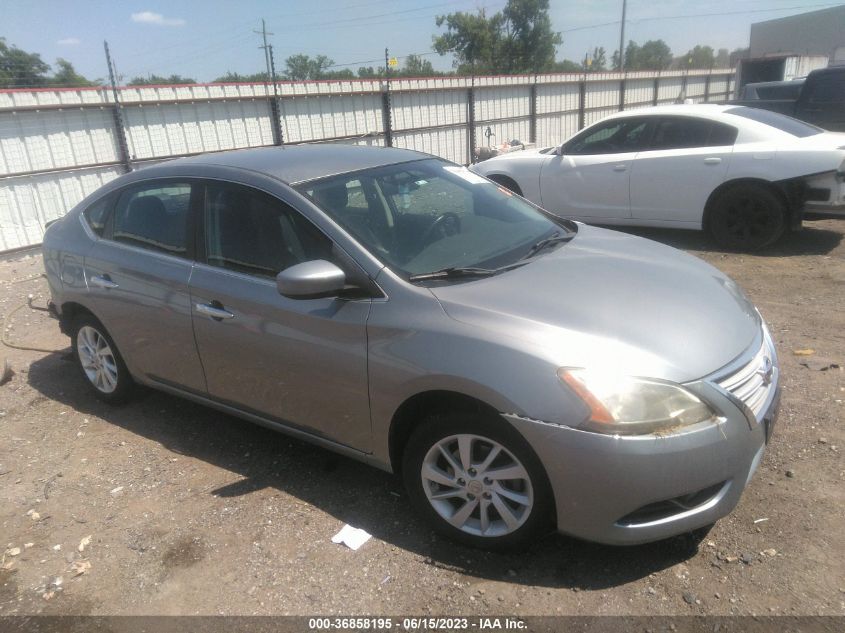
82,196,112,237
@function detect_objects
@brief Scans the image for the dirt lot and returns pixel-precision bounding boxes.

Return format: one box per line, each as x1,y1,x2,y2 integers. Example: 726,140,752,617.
0,220,843,618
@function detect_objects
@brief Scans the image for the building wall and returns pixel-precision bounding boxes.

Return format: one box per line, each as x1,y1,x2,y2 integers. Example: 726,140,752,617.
750,5,845,59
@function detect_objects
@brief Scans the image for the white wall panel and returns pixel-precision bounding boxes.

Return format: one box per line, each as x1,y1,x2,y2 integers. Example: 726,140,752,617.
392,90,466,131
124,101,274,159
536,112,579,147
0,108,119,175
0,70,734,250
474,86,530,123
0,166,122,250
394,128,467,165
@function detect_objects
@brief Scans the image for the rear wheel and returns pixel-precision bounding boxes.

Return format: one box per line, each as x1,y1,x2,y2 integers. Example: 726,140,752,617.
402,412,553,550
708,183,786,251
72,315,134,404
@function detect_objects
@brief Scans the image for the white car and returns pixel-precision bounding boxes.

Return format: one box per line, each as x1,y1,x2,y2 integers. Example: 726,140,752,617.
470,104,845,250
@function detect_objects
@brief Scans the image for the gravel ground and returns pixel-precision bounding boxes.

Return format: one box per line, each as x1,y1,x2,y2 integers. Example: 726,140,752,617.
0,220,843,617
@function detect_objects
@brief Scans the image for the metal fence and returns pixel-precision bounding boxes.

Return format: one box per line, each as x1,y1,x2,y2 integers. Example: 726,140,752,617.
0,68,734,252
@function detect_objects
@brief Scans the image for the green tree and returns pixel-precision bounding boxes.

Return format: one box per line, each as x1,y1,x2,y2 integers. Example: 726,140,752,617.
51,59,98,87
584,46,607,72
729,47,749,67
636,40,672,71
433,8,502,74
128,74,196,86
715,48,730,68
355,66,378,78
551,59,583,73
321,68,356,80
401,54,437,77
0,37,50,88
433,0,560,74
283,54,334,80
500,0,562,73
683,45,716,69
213,71,270,83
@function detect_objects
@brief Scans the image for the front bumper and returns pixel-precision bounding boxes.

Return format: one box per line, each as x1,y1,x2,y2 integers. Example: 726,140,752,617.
503,345,780,546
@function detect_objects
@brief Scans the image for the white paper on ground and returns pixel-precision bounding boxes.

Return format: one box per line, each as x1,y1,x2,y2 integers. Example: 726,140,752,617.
331,524,372,550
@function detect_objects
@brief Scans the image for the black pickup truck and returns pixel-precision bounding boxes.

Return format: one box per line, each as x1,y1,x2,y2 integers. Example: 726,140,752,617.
733,66,845,131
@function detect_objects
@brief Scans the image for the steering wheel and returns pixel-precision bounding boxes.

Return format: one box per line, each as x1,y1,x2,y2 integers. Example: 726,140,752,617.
420,212,461,246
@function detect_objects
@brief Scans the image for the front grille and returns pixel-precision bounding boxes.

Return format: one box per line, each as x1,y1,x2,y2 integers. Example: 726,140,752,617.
717,335,777,422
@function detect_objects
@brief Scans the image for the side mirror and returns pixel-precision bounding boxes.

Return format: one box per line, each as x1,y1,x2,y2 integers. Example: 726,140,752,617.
276,260,346,299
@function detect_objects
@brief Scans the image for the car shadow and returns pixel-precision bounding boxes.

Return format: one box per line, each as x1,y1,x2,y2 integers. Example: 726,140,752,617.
28,351,702,590
612,220,843,257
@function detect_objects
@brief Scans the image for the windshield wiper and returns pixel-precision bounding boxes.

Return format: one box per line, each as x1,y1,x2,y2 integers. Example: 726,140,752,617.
408,266,498,282
521,231,573,260
408,261,530,282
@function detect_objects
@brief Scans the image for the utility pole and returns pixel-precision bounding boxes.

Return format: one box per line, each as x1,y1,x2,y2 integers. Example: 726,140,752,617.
618,0,627,72
268,44,283,145
382,47,393,146
254,19,274,80
103,40,131,173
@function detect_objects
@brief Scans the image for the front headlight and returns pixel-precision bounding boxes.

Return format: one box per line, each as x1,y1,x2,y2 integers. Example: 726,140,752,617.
558,368,718,435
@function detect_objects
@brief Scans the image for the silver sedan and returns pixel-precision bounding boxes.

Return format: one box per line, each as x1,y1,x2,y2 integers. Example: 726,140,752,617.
42,145,779,549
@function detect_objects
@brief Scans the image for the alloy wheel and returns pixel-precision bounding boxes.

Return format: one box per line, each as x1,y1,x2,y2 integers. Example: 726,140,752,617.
420,433,534,537
77,325,119,394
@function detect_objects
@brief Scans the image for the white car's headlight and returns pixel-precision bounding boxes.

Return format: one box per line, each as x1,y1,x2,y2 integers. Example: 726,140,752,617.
558,368,718,435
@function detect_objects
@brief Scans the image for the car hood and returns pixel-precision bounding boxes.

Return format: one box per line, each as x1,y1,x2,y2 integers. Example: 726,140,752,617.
471,147,551,168
428,224,761,383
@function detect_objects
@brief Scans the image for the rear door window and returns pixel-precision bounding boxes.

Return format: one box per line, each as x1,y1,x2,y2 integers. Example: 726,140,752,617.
649,118,737,150
110,182,193,257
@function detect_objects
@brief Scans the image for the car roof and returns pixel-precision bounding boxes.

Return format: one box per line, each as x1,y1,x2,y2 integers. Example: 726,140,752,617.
605,104,735,121
146,144,430,185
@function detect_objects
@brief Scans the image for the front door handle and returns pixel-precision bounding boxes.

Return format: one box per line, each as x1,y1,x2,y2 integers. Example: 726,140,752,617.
704,157,722,165
195,302,234,321
612,164,627,172
90,274,118,289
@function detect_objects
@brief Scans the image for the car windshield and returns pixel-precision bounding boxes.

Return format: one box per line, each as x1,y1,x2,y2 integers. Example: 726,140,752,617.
297,158,571,279
725,106,823,137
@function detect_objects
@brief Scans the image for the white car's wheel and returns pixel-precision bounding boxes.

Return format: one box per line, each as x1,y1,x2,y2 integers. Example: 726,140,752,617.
708,183,786,251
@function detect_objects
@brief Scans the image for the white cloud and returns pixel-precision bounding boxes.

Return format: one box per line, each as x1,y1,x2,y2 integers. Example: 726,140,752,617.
131,11,186,27
57,38,81,46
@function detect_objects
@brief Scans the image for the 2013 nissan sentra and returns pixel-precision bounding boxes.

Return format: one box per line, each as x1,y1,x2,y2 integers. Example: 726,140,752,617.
42,145,780,549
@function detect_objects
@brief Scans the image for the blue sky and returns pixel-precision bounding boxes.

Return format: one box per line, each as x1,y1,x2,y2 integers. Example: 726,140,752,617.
1,0,841,83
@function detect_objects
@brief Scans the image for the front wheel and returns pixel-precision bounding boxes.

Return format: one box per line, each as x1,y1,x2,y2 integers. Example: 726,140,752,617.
402,412,553,550
72,315,134,404
708,183,786,251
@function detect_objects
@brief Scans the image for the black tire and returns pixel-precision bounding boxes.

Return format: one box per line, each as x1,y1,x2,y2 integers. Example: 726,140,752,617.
71,314,135,404
488,175,523,196
402,412,553,551
708,183,786,251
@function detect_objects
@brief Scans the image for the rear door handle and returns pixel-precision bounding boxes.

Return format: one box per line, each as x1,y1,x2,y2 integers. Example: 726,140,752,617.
90,274,118,289
612,164,627,172
195,302,234,321
704,157,722,165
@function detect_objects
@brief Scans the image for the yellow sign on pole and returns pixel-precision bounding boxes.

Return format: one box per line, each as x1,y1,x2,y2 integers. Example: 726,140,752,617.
388,57,399,67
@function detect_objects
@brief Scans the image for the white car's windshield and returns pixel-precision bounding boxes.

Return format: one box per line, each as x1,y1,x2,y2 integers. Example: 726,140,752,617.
299,159,571,278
